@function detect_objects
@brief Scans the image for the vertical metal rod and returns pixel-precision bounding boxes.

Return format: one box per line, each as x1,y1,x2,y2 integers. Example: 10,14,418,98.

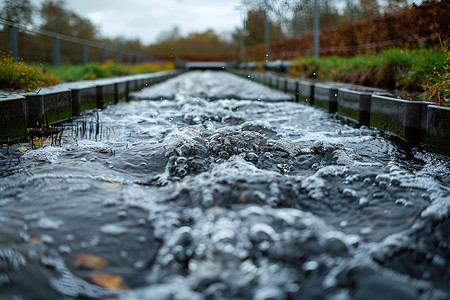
240,21,246,64
102,48,107,63
53,37,60,66
264,9,270,62
83,42,88,64
9,25,18,61
314,0,320,59
117,51,122,64
240,3,246,65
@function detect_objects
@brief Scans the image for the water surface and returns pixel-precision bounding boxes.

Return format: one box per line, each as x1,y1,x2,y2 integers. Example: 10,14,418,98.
0,71,449,299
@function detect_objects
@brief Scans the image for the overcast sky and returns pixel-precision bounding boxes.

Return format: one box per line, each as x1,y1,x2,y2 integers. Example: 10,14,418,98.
29,0,243,44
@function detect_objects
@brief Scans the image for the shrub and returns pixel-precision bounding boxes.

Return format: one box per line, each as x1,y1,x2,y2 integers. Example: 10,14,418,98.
286,46,449,103
423,48,450,106
0,51,58,91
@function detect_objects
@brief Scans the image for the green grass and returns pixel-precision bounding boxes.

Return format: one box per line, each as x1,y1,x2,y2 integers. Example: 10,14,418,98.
33,61,132,82
0,51,59,91
287,46,450,104
1,55,175,91
33,60,175,83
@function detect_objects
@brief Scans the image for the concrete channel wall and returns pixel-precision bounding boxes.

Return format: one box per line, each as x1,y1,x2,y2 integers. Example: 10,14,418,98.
236,70,449,156
0,71,178,142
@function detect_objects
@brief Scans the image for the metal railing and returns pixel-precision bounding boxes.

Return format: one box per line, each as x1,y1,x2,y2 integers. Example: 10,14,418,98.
0,18,152,65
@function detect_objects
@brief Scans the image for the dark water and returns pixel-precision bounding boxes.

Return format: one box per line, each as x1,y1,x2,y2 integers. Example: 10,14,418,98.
0,71,449,299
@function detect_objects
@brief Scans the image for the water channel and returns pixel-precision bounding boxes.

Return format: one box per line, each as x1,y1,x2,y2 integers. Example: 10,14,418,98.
0,71,449,299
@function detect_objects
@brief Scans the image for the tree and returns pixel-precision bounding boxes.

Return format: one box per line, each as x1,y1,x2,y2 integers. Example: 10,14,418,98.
148,27,233,56
360,0,380,18
286,0,342,36
232,9,284,47
40,0,97,40
383,0,409,11
1,0,35,27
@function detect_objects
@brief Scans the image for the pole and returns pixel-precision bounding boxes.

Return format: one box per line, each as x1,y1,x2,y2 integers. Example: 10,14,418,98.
240,15,245,64
8,25,18,61
102,48,107,63
117,51,122,64
83,42,88,64
53,37,60,66
264,10,270,62
314,0,320,59
240,3,246,65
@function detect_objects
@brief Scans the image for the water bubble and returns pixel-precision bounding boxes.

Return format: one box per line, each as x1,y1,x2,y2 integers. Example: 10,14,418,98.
253,286,286,300
339,220,348,227
37,217,63,230
395,198,413,207
342,188,356,198
303,260,319,271
359,197,369,206
117,211,128,219
134,260,145,270
246,152,258,161
41,234,54,244
360,227,373,235
100,224,127,236
119,250,128,259
19,231,30,242
266,197,279,207
250,223,276,244
58,245,72,254
137,236,147,244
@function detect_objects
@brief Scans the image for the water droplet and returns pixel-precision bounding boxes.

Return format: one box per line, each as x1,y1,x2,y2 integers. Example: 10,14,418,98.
119,250,128,259
58,245,72,254
100,224,127,236
359,197,369,206
41,234,54,244
395,198,413,207
303,260,319,271
134,260,145,270
37,217,63,230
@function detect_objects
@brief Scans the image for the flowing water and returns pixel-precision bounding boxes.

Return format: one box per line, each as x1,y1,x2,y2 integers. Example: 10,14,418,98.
0,71,449,300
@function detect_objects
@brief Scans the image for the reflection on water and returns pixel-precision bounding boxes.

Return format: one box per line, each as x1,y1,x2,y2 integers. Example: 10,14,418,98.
0,71,449,299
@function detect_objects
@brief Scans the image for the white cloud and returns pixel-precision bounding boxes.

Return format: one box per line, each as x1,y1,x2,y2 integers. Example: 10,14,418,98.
31,0,242,44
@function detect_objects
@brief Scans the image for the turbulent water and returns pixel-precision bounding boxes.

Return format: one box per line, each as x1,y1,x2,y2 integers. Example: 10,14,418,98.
0,71,449,300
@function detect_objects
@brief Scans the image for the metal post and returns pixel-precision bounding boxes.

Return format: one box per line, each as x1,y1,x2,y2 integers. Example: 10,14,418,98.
264,10,270,62
8,25,18,61
128,53,132,65
102,48,107,63
314,0,320,59
83,42,88,64
117,51,122,64
53,37,60,66
240,8,246,64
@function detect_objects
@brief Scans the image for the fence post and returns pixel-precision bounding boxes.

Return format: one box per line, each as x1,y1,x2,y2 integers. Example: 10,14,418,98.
314,0,320,59
264,10,270,62
8,25,18,61
83,42,88,65
102,48,107,63
116,51,122,64
53,37,60,66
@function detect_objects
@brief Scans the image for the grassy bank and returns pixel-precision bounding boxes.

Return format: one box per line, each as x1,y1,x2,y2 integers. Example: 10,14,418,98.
0,51,59,91
0,50,174,91
286,46,449,105
35,60,175,82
